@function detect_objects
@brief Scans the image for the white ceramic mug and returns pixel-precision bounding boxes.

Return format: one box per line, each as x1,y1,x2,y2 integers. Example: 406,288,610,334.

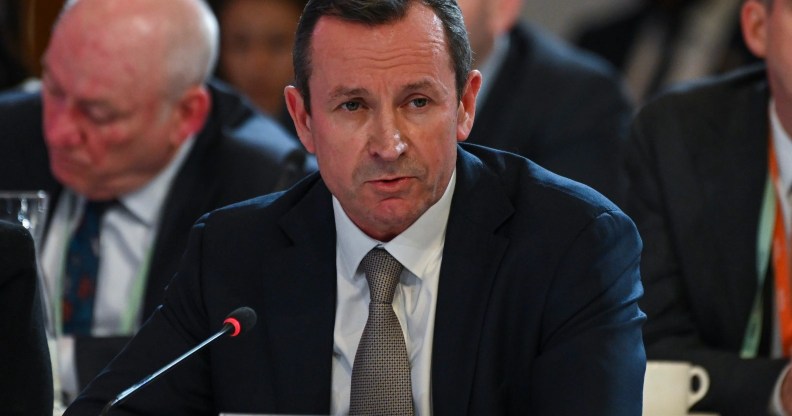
643,360,710,416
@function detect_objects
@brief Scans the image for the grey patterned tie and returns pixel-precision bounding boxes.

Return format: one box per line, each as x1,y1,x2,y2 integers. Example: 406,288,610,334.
349,248,414,415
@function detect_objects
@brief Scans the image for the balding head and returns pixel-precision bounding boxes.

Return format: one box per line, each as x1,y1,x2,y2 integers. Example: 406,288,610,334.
40,0,217,200
54,0,218,98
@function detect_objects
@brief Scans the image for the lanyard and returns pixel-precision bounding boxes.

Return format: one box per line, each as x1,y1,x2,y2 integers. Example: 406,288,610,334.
744,139,792,357
54,204,154,337
742,171,774,358
769,139,792,356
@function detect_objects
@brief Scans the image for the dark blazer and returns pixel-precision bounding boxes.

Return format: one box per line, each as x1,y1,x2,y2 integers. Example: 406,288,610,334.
67,144,646,415
624,65,785,415
0,80,313,389
468,23,632,205
0,220,53,415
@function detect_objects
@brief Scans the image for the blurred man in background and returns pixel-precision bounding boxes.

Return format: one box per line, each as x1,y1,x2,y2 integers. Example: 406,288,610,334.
458,0,632,203
0,0,310,403
625,0,792,414
212,0,307,136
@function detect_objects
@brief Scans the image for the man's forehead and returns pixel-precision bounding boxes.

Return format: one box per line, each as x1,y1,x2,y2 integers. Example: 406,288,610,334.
310,7,450,69
311,3,446,48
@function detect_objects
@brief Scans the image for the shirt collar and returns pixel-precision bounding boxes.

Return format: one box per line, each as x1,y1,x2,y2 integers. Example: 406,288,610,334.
116,136,195,226
335,169,456,280
770,100,792,195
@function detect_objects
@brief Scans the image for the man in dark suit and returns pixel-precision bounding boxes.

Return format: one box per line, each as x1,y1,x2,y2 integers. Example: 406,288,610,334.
457,0,632,204
0,0,310,402
625,1,792,414
67,0,645,414
0,220,53,415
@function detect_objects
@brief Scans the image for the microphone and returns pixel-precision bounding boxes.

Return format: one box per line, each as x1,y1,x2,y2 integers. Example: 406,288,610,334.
100,306,257,415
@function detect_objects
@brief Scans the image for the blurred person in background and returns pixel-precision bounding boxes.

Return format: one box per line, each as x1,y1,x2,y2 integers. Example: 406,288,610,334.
0,0,310,404
625,0,792,414
212,0,307,136
458,0,632,204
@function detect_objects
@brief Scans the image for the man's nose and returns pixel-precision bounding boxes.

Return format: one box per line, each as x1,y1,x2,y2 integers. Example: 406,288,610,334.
368,110,407,161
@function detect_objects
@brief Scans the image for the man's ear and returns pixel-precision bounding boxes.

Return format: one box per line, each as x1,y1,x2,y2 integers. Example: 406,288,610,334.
742,0,769,59
456,70,482,142
285,85,315,153
172,85,211,146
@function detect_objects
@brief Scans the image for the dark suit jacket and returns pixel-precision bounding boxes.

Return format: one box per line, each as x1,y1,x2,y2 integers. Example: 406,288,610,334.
468,23,632,205
0,80,313,389
624,65,786,415
67,144,646,415
0,220,53,415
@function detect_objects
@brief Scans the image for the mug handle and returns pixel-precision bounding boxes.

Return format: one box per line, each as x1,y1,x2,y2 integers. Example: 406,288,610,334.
688,365,710,407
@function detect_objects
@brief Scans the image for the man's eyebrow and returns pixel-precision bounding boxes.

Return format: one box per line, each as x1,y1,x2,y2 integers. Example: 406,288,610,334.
329,86,369,101
76,99,116,111
402,80,435,93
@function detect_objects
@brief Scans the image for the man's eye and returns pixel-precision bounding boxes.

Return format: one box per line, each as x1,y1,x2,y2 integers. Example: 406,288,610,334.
341,101,361,111
411,98,428,108
84,108,120,125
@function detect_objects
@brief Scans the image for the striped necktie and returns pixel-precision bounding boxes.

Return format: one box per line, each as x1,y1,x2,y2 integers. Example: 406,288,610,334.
62,201,111,335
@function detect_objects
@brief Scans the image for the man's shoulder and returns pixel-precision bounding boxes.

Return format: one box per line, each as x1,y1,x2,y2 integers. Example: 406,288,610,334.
200,172,323,224
191,80,310,188
204,79,303,160
492,22,631,133
459,143,619,216
0,88,39,106
639,64,768,122
510,22,625,92
0,89,42,124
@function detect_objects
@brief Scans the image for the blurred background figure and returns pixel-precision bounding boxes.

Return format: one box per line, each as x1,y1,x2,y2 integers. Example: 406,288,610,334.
573,0,757,103
0,0,311,405
210,0,307,135
623,0,792,414
0,220,53,416
458,0,632,204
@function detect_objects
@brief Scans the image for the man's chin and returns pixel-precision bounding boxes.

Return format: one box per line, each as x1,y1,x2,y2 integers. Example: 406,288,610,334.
52,170,103,199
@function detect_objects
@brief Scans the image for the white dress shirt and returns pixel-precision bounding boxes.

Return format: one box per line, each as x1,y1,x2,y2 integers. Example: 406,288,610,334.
330,170,456,416
41,137,194,400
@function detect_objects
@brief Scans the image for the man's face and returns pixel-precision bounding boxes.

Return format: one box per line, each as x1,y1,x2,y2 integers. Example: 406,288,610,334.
287,3,480,241
40,13,184,201
219,0,300,116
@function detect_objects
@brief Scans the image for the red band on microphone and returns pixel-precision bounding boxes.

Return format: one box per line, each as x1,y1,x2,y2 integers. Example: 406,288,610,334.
224,317,242,337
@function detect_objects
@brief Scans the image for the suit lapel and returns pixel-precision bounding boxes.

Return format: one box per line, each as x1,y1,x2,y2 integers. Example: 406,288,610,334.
432,147,513,415
263,177,337,411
